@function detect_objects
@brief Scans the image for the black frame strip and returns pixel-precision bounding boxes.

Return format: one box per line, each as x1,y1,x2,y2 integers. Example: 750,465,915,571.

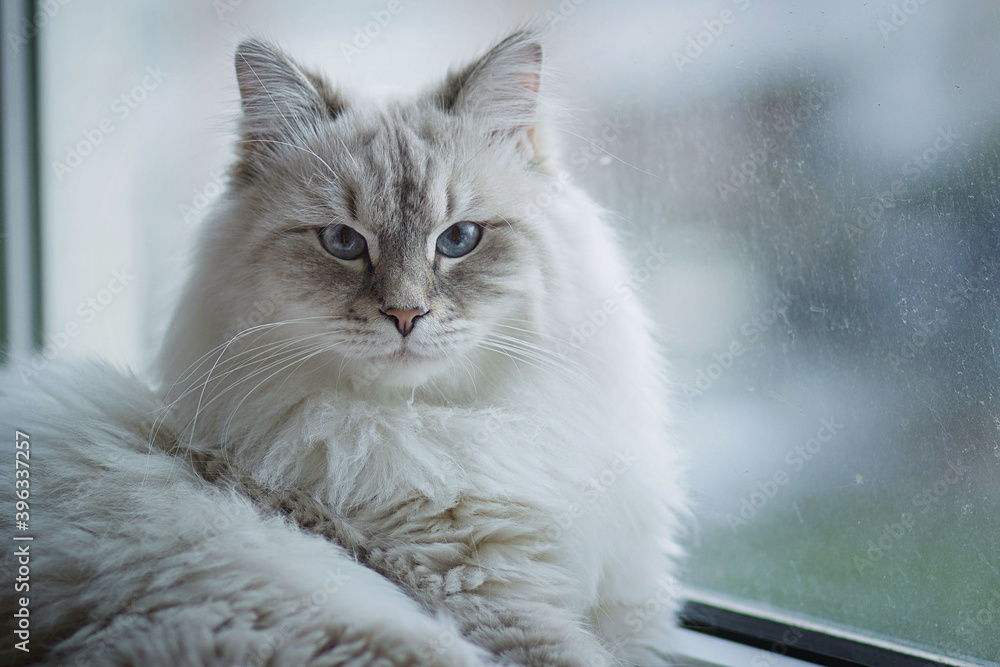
679,600,963,667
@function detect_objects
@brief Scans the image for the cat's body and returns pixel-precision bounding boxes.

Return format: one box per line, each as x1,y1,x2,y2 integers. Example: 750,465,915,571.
1,32,685,666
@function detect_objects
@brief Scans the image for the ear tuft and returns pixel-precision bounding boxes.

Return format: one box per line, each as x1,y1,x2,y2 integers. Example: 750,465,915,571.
433,30,543,150
233,39,345,179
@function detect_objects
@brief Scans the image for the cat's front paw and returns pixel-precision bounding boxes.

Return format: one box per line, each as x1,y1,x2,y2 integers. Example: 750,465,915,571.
443,594,617,667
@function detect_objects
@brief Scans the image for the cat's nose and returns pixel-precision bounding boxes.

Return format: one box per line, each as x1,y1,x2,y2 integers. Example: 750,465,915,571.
383,307,428,337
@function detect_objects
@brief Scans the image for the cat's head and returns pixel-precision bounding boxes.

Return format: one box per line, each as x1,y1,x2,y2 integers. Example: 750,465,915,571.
162,32,581,397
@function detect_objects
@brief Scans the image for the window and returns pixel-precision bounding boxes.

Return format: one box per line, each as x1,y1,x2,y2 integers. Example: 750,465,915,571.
12,1,1000,664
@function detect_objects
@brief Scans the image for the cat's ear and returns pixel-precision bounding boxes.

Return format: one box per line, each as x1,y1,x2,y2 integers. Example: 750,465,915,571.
234,39,343,173
433,31,543,155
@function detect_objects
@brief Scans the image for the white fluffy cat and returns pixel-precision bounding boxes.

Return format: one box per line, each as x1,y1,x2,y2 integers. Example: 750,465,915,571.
1,31,686,666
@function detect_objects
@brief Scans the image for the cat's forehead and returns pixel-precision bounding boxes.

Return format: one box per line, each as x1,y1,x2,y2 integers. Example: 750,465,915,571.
348,104,452,176
318,104,463,232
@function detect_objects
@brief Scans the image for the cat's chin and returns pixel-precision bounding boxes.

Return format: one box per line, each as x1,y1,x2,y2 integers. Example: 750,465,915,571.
350,349,454,390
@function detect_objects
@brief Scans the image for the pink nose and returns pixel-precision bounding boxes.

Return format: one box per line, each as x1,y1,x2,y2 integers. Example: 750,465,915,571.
384,307,428,337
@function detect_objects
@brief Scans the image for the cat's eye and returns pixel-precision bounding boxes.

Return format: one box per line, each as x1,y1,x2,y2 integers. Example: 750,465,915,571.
435,222,483,258
318,224,367,260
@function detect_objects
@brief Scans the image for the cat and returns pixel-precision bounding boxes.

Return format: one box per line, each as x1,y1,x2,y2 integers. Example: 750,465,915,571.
1,30,686,666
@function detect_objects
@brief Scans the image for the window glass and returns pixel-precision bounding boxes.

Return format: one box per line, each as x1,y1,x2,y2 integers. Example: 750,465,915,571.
37,1,999,662
569,3,998,662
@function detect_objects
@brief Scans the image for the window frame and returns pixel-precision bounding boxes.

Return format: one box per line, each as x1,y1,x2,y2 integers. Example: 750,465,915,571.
0,0,44,358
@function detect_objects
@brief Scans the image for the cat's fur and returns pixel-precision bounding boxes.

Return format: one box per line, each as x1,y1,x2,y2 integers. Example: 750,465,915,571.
0,32,686,666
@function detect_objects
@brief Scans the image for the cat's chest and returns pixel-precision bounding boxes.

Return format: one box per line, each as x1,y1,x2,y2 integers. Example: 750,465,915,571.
303,396,571,500
262,391,644,544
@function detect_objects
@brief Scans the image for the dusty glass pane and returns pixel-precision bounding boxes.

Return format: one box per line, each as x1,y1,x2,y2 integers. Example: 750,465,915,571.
559,2,1000,663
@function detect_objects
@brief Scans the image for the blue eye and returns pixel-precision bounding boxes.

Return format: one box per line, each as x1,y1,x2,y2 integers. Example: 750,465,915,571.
436,222,483,258
319,224,367,260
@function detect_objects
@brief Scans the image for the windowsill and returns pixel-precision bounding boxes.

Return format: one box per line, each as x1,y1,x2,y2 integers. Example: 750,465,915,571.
672,625,816,667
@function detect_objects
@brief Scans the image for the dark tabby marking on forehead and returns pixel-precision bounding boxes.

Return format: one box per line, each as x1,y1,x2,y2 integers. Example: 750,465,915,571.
343,183,359,222
391,126,430,226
